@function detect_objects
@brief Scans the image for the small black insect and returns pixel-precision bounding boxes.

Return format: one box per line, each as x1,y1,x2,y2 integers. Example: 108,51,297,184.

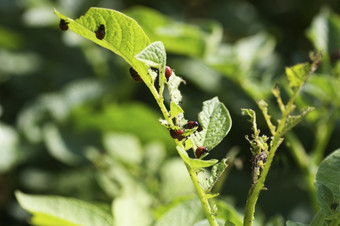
184,121,202,131
165,66,172,81
169,128,185,141
59,19,69,31
95,24,105,40
195,146,208,158
129,67,142,82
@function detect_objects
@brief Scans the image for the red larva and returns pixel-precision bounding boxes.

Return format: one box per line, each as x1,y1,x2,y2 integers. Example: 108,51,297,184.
59,19,69,31
184,121,202,131
129,67,142,82
95,24,105,40
165,66,172,81
169,128,185,141
195,146,208,158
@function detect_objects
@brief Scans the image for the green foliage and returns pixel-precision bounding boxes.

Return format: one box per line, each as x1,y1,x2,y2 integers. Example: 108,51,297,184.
315,149,340,213
190,97,232,151
3,2,340,226
54,7,152,84
15,191,112,226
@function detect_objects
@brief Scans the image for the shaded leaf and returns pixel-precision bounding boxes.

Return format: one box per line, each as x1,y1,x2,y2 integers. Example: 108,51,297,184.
125,6,222,58
206,158,228,192
316,184,334,215
315,149,340,203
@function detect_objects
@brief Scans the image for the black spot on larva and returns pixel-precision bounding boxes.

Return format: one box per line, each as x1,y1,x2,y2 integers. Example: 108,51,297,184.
59,19,69,31
95,24,105,40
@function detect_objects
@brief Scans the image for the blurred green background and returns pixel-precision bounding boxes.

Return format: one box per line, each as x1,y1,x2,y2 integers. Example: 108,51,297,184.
1,0,340,225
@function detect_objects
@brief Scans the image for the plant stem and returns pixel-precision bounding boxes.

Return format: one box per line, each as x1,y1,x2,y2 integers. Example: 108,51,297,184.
243,136,283,226
244,87,299,225
146,82,218,226
186,163,218,226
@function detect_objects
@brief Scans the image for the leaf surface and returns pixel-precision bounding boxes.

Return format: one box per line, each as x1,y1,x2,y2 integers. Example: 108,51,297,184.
15,191,112,226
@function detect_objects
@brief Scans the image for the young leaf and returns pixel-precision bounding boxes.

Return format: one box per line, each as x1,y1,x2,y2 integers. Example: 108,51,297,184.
135,41,166,69
256,100,276,135
168,74,185,105
285,63,311,92
315,149,340,204
170,101,184,119
177,146,218,170
206,158,228,192
54,8,152,84
190,97,232,150
15,191,113,226
280,106,314,136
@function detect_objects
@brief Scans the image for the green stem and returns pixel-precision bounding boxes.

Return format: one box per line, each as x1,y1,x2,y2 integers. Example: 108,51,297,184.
146,82,218,226
243,136,283,226
244,87,300,225
186,164,218,226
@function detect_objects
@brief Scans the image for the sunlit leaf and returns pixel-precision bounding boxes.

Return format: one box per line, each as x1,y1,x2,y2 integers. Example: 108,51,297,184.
177,146,218,170
15,191,112,226
54,8,152,84
154,198,204,226
135,41,166,69
190,97,232,150
285,63,311,92
112,195,152,226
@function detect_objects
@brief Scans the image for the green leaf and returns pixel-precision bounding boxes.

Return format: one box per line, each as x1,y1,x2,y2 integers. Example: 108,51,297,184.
125,6,222,58
15,191,112,226
257,100,276,135
213,200,243,226
135,41,166,69
285,63,311,92
170,101,184,119
315,149,340,204
54,8,152,84
177,146,218,170
0,123,19,172
168,74,185,105
193,218,225,226
316,184,334,215
285,221,308,226
307,7,340,55
112,195,152,226
310,211,327,226
103,132,143,165
280,107,314,135
206,158,228,192
190,97,232,150
154,198,204,226
160,159,195,199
